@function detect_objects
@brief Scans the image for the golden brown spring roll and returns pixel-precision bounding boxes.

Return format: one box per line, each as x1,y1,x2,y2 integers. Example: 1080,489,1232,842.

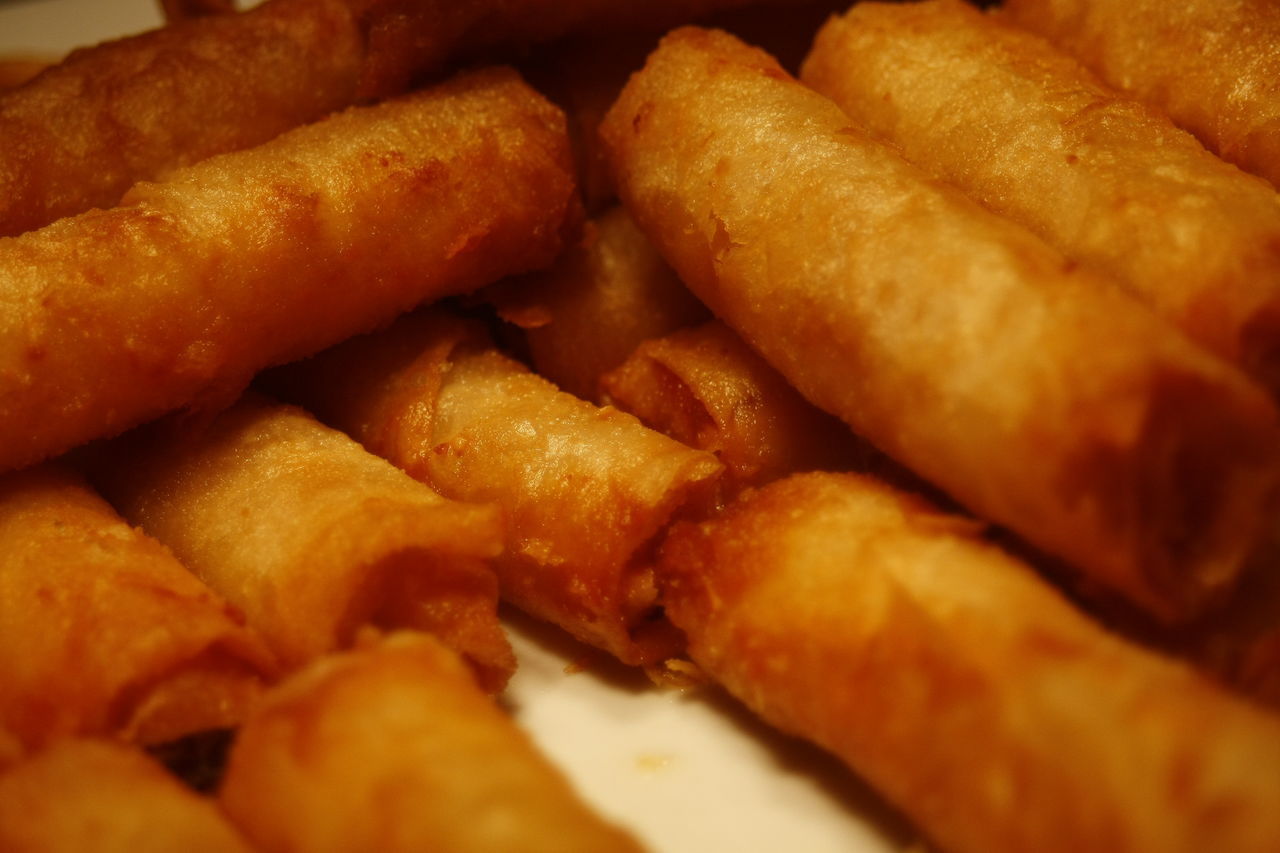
0,66,576,474
220,631,644,853
270,308,723,665
802,0,1280,393
601,319,864,498
0,466,274,755
1001,0,1280,189
0,0,365,238
661,471,1280,853
89,393,514,691
487,205,710,401
0,739,253,853
601,27,1280,623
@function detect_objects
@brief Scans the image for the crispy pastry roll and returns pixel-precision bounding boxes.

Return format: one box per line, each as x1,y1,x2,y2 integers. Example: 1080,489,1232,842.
0,66,576,474
0,0,365,237
0,739,253,853
1001,0,1280,189
601,320,864,498
661,472,1280,853
0,466,274,754
802,0,1280,393
601,27,1280,623
88,393,514,691
487,205,710,401
271,308,723,665
220,632,644,853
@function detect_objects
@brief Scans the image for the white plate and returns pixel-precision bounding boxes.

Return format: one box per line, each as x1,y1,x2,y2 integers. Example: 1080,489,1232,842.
0,2,910,850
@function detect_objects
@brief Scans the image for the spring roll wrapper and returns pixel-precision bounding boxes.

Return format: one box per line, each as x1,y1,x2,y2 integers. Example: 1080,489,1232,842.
0,0,365,238
0,739,253,853
601,319,865,499
0,65,577,474
1001,0,1280,190
801,0,1280,393
661,472,1280,853
0,466,275,757
487,205,710,401
601,27,1280,623
271,308,723,665
220,632,645,853
89,393,514,691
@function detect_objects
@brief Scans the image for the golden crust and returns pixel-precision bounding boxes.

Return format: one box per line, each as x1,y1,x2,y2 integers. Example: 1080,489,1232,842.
600,26,1280,622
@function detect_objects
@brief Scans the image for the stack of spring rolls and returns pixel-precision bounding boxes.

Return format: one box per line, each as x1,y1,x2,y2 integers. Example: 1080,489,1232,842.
2,0,1280,850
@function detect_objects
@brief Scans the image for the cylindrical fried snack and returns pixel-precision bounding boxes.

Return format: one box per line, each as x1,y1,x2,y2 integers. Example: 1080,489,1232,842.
0,739,253,853
601,320,864,499
0,66,577,474
660,472,1280,853
0,0,364,237
1001,0,1280,189
270,308,723,666
88,393,514,691
601,27,1280,623
220,632,644,853
487,205,710,401
0,466,275,755
801,0,1280,392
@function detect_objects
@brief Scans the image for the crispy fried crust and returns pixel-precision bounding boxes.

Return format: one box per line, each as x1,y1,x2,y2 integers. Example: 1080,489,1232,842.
88,393,514,692
601,26,1280,622
802,0,1280,392
660,472,1280,853
0,67,577,473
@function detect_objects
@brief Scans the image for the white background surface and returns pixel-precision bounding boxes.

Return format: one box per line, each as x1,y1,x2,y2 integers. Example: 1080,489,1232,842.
0,2,912,849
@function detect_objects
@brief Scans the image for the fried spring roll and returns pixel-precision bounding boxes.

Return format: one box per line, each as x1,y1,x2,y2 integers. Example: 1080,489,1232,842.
801,0,1280,393
89,393,514,691
661,472,1280,853
270,308,723,665
0,739,253,853
601,27,1280,622
601,320,864,498
220,632,644,853
0,466,274,754
487,205,710,401
1001,0,1280,189
0,0,365,237
0,67,576,474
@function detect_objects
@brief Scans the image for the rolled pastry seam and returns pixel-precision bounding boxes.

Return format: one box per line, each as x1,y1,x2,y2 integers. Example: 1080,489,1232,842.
0,739,253,853
219,631,646,853
0,0,365,237
660,471,1280,853
600,27,1280,622
802,0,1280,392
0,465,275,755
270,307,723,666
601,319,865,499
0,65,578,474
487,204,709,402
88,392,514,692
1000,0,1280,189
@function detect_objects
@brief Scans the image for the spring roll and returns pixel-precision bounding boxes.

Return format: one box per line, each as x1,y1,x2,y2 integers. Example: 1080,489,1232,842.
0,739,252,853
601,27,1280,623
801,0,1280,393
661,471,1280,853
270,308,723,666
601,320,865,498
0,66,576,474
1001,0,1280,190
220,631,644,853
0,0,365,238
0,466,274,755
487,205,710,401
88,393,514,691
